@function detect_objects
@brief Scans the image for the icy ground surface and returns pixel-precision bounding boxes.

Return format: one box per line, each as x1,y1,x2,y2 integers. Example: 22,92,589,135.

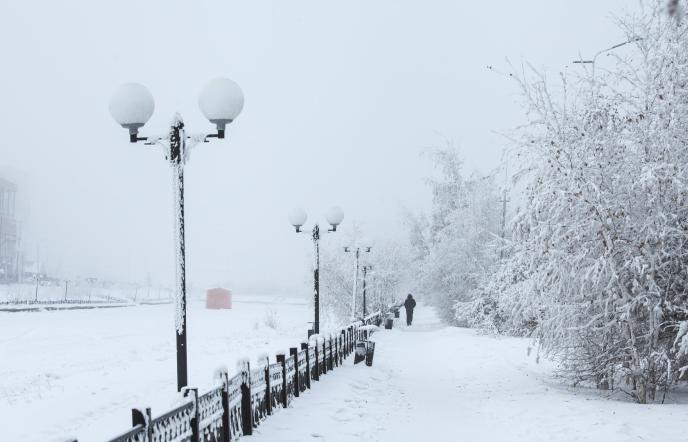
0,295,310,441
252,307,688,442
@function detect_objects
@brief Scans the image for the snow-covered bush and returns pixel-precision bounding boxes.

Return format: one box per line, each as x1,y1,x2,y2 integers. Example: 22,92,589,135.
677,321,688,378
458,255,540,336
262,308,280,330
490,1,688,402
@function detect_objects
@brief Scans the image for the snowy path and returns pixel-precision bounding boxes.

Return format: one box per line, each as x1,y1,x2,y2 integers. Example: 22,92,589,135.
251,307,688,442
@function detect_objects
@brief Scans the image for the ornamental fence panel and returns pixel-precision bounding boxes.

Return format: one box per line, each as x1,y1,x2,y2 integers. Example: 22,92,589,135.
96,309,389,442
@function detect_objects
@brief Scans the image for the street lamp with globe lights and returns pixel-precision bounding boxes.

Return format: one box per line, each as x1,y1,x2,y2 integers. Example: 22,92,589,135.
289,206,344,336
344,246,371,320
109,78,244,392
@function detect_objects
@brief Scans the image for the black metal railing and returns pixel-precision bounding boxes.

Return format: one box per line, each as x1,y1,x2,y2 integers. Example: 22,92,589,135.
249,365,268,426
96,310,388,442
307,345,317,382
267,362,284,414
149,400,195,441
196,387,224,441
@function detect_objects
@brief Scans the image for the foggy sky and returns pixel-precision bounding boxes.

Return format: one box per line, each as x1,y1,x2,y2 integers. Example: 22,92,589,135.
0,0,633,294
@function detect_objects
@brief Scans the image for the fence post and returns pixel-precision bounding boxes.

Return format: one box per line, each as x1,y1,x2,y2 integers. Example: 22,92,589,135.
337,335,341,366
341,330,346,362
338,335,343,364
219,370,231,442
132,407,152,441
313,341,320,381
183,388,199,442
289,347,300,397
347,327,351,354
263,356,272,415
335,334,339,362
276,353,288,408
239,360,253,435
332,336,337,367
323,337,330,373
301,342,311,389
328,337,334,370
338,334,343,364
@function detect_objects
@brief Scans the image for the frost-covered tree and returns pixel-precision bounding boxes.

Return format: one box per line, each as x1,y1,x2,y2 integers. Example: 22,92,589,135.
408,145,505,324
487,0,688,402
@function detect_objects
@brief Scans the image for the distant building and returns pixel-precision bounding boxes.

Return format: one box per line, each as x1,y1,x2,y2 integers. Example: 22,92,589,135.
0,177,19,282
206,288,232,309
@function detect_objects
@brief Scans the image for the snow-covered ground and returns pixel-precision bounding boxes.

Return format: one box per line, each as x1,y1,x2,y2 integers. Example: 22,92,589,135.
0,294,311,441
3,300,686,442
252,306,688,442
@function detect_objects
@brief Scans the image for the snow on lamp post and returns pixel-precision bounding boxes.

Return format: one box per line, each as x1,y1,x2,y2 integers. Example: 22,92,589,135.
109,78,244,392
289,206,344,336
344,246,371,321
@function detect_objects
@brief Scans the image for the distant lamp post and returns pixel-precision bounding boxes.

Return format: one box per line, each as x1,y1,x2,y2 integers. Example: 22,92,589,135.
109,78,244,392
361,264,372,318
344,246,371,320
572,38,641,81
289,206,344,335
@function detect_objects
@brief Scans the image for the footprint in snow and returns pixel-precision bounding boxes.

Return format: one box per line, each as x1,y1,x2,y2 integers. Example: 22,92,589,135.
332,415,352,423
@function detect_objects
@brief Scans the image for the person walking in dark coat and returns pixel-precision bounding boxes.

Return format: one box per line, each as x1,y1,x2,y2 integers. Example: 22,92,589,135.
404,294,416,326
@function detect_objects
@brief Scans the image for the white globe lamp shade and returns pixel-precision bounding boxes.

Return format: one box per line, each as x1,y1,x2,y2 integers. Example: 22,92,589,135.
288,208,308,229
198,78,244,133
325,206,344,227
109,83,155,134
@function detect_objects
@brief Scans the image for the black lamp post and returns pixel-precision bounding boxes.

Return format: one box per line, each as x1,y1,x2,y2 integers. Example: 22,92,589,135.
109,79,244,392
289,207,344,335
